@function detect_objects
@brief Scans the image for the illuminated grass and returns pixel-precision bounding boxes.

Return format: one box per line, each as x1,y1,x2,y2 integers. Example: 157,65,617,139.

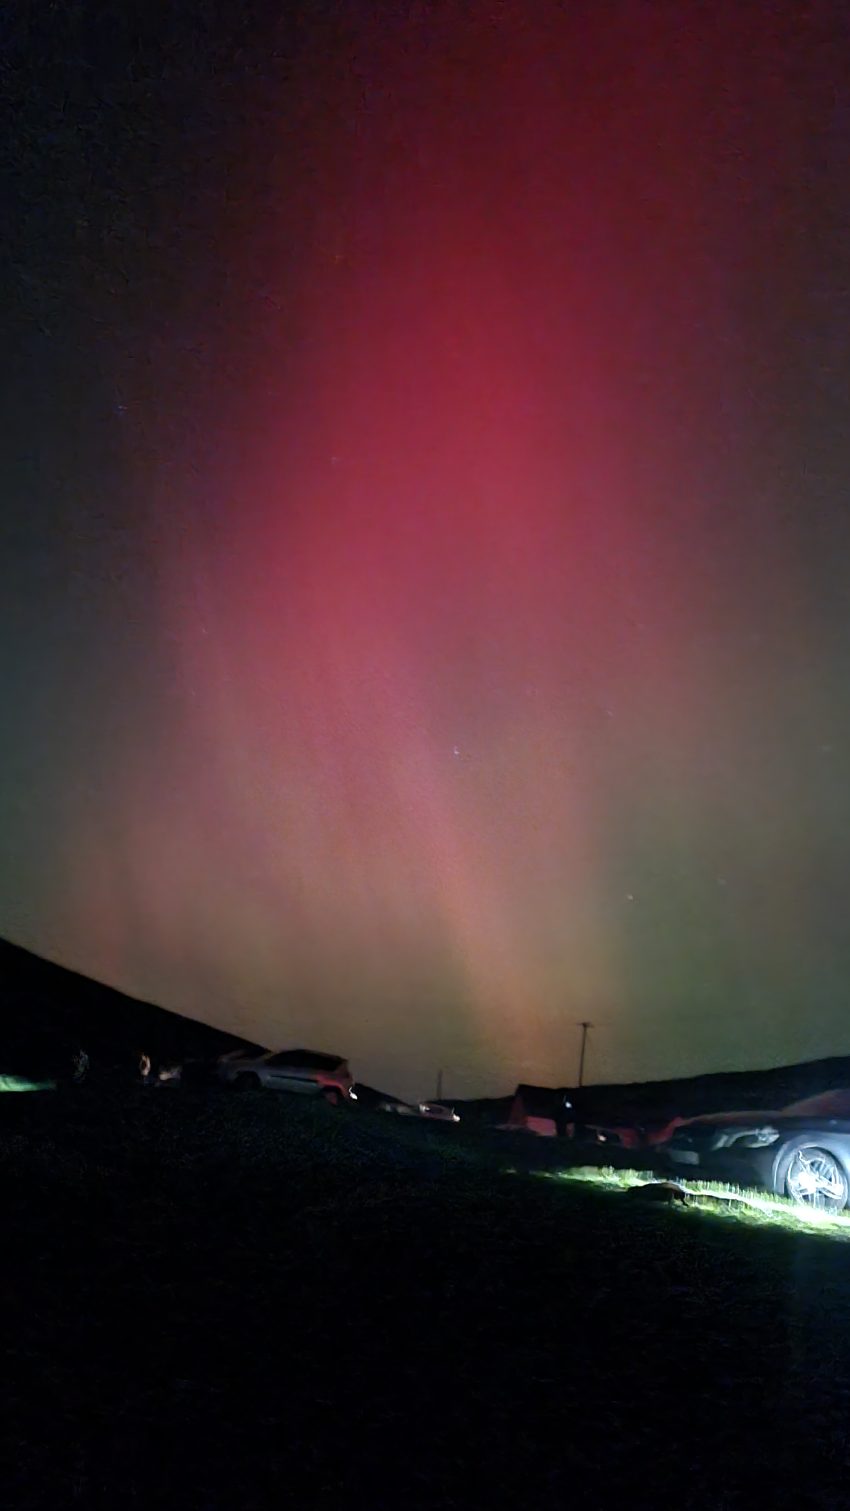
0,1074,56,1092
538,1163,850,1240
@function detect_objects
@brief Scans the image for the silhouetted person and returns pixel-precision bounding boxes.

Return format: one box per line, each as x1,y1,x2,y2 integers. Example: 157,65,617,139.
71,1048,89,1085
555,1093,573,1139
568,1088,588,1142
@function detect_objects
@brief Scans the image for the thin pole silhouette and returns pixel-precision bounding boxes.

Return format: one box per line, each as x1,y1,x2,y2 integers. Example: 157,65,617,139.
577,1022,593,1088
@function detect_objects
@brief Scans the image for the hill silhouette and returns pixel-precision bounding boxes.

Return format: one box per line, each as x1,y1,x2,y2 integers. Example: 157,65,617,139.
455,1058,850,1127
578,1055,850,1122
4,935,849,1115
0,937,263,1076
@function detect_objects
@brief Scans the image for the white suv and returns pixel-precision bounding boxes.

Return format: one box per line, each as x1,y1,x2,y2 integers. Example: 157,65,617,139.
217,1048,354,1105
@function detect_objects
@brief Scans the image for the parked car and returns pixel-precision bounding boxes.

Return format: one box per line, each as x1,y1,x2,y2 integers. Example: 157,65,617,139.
589,1117,686,1150
378,1099,460,1122
661,1090,850,1212
589,1122,645,1150
218,1048,354,1105
418,1102,461,1124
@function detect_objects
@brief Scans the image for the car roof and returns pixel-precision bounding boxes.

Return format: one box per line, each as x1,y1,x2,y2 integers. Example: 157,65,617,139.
781,1089,850,1118
683,1109,782,1126
268,1049,347,1070
222,1047,347,1069
682,1091,850,1128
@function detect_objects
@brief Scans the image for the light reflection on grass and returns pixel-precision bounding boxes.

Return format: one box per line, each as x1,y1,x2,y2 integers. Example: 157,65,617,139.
536,1164,850,1240
0,1075,56,1093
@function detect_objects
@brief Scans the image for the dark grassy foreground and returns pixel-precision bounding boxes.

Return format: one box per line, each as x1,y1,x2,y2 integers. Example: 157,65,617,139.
4,1090,850,1510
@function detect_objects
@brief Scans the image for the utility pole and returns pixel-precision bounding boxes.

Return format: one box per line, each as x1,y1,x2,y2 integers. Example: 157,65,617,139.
576,1022,593,1088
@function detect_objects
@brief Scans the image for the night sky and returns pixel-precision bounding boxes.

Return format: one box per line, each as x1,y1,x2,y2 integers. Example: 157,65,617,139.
2,3,850,1100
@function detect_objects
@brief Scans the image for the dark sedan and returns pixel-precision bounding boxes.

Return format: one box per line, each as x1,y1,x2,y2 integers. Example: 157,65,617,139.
662,1090,850,1212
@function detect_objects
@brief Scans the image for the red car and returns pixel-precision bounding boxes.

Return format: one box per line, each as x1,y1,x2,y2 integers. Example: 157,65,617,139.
589,1117,686,1151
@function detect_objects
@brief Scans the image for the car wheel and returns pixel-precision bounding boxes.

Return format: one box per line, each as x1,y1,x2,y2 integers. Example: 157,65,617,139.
234,1072,262,1093
783,1144,849,1213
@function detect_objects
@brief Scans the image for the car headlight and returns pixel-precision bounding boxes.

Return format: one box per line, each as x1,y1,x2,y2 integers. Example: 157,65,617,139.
737,1126,780,1148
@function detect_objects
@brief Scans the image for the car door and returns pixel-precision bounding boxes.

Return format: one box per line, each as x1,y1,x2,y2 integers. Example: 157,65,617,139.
263,1055,314,1094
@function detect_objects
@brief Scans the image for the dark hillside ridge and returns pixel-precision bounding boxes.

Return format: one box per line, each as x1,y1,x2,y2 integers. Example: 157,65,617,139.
0,937,264,1074
4,936,848,1115
453,1056,850,1127
581,1055,850,1122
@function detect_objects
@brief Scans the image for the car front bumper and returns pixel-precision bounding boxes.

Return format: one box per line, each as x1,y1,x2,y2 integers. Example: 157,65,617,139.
666,1144,778,1192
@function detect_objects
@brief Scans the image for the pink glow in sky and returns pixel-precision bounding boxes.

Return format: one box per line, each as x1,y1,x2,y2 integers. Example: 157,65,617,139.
4,6,850,1100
